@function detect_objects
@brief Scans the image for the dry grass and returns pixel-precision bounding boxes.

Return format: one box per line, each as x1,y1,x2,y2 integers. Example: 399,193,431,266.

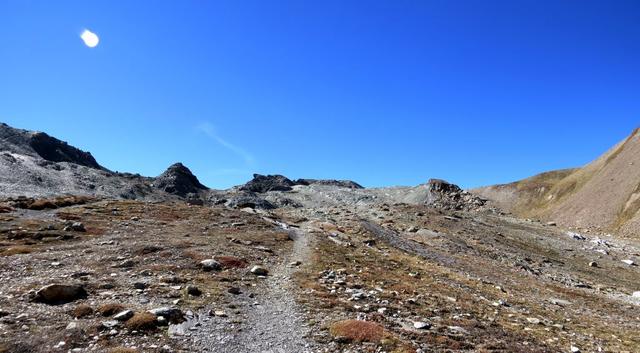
0,246,33,256
329,320,385,343
97,303,126,316
124,312,157,331
215,255,248,269
70,304,94,318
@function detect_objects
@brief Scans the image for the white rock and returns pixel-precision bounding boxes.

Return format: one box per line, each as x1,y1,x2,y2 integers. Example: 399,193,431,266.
622,259,635,266
413,321,431,330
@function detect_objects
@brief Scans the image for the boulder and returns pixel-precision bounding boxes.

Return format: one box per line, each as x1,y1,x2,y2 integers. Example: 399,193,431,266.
240,174,294,193
32,284,87,305
250,265,269,276
200,259,222,271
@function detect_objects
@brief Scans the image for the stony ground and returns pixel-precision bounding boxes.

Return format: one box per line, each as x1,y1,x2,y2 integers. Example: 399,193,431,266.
0,194,639,353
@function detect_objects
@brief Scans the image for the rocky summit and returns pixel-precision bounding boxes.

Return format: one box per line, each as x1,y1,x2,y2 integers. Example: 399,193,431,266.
0,122,639,353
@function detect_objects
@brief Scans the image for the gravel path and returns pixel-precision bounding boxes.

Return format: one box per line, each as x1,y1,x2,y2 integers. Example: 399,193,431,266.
188,224,318,353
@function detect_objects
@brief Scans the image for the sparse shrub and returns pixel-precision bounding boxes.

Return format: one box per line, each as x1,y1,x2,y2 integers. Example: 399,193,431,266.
124,312,157,331
215,255,248,269
329,320,385,343
71,304,94,318
97,303,126,316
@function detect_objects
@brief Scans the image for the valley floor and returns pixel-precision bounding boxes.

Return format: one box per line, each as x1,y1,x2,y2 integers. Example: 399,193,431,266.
0,197,638,352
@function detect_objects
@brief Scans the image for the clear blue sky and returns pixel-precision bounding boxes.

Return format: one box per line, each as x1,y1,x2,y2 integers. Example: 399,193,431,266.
1,1,638,189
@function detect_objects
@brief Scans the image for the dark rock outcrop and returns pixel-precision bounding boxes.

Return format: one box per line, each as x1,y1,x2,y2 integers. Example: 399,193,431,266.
154,163,207,197
0,123,103,169
240,174,295,193
295,178,364,189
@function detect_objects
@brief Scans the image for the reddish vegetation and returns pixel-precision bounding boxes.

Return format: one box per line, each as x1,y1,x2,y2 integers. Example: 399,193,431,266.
215,255,248,269
329,320,385,343
98,303,126,316
124,312,157,331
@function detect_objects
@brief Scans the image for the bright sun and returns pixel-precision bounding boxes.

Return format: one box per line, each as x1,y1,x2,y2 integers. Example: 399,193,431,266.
80,29,99,48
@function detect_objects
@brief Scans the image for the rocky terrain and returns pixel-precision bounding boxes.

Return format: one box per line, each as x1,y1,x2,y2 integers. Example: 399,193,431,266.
0,122,639,353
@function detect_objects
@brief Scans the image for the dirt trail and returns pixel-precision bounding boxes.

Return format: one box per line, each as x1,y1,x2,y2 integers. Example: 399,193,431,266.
189,223,317,353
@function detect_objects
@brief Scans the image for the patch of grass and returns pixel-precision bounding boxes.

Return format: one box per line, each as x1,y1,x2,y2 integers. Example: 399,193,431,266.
329,320,385,343
124,312,157,331
97,303,126,316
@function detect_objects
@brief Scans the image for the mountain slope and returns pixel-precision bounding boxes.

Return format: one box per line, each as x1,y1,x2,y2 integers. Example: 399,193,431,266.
475,128,640,236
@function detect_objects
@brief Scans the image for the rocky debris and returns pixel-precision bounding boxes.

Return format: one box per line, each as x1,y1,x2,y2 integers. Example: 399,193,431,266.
200,259,222,271
294,178,364,189
64,221,86,232
250,265,269,276
425,179,490,211
225,192,275,209
154,163,207,196
32,284,87,305
240,174,295,193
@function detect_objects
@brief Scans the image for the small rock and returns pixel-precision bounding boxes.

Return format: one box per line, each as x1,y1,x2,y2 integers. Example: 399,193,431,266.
526,317,541,325
227,287,242,295
200,259,222,271
148,307,184,323
546,222,557,226
413,321,431,330
213,310,227,317
71,222,86,232
363,239,376,246
632,291,640,298
101,320,119,329
185,285,201,296
113,310,134,321
66,322,80,330
622,259,635,266
250,266,269,276
570,346,580,353
589,261,598,268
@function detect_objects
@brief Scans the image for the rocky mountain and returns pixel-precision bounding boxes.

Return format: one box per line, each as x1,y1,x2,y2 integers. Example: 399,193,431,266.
0,122,639,353
0,123,103,169
475,127,640,237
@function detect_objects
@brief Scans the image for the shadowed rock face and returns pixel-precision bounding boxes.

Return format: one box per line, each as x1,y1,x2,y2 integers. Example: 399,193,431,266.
154,163,208,196
240,174,295,193
29,132,102,169
0,123,102,169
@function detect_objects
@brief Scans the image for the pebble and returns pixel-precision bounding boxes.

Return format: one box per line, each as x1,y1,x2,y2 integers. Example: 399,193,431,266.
622,259,635,266
413,321,431,330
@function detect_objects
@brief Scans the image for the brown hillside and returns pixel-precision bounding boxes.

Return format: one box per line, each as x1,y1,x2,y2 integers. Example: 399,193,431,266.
475,128,640,237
